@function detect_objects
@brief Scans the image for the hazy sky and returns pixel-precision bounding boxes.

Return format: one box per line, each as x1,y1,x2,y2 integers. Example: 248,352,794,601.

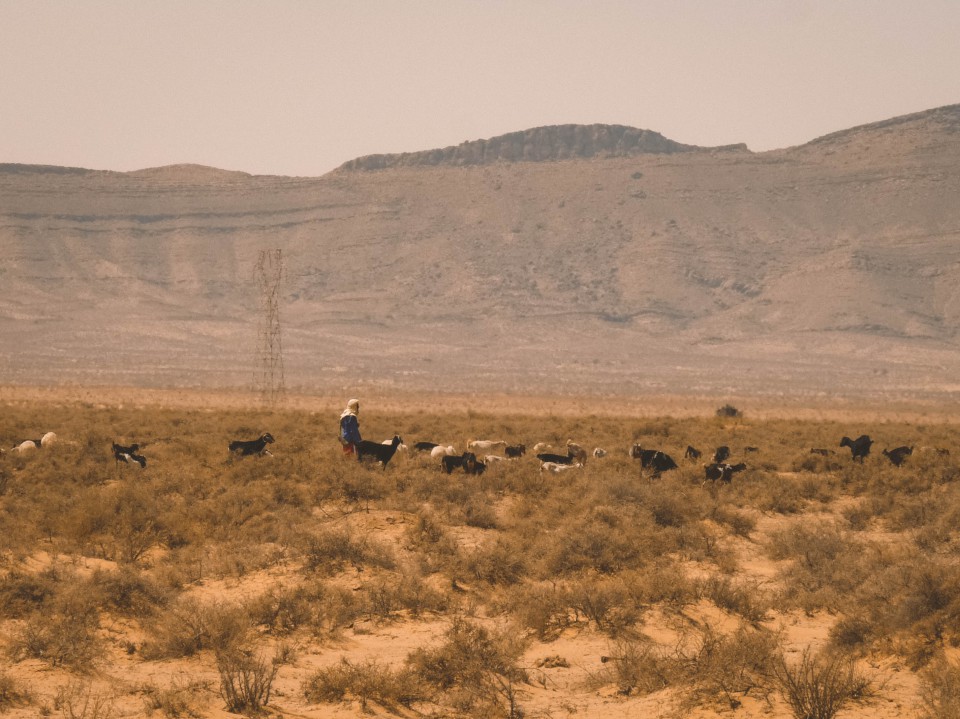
2,1,958,176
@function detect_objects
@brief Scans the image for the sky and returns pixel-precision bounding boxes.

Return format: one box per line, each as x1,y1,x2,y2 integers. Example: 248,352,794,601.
2,0,959,177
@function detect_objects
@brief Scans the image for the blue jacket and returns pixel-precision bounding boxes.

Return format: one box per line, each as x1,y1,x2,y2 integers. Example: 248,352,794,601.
340,414,361,444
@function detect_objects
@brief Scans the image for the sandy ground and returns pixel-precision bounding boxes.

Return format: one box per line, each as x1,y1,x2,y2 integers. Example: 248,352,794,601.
0,383,948,718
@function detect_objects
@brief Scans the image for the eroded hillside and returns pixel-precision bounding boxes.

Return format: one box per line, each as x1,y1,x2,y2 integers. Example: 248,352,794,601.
1,106,959,397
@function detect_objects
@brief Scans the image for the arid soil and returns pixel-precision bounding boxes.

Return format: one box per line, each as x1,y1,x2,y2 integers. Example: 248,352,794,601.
2,386,959,718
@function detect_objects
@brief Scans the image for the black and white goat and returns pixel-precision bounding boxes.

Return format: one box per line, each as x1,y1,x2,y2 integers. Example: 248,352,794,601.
712,446,731,463
684,445,702,461
703,462,747,483
113,442,146,469
229,432,275,457
630,445,678,475
357,435,404,469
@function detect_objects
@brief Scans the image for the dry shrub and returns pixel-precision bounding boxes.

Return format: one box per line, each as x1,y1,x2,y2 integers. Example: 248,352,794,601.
825,551,960,661
298,526,395,575
317,461,391,510
828,615,873,650
621,563,696,610
405,508,449,546
840,500,874,531
13,613,101,670
246,584,315,635
697,575,769,623
684,624,779,709
247,579,365,637
599,622,778,707
407,618,528,718
363,572,450,621
461,494,500,529
541,504,660,575
0,569,57,618
773,647,871,719
709,503,757,538
105,480,167,563
753,476,807,514
499,582,573,640
54,679,115,719
10,583,102,670
599,637,674,696
568,576,641,635
404,509,461,574
646,489,699,528
216,648,280,716
141,675,210,717
196,541,286,581
920,655,960,719
0,669,31,711
141,597,251,659
302,658,426,712
462,538,528,586
767,520,872,612
91,566,169,617
793,452,844,474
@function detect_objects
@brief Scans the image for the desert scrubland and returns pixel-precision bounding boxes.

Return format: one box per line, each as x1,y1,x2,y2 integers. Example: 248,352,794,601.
3,390,960,718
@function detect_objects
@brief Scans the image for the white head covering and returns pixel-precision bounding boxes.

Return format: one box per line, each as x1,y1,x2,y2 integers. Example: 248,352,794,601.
340,398,360,419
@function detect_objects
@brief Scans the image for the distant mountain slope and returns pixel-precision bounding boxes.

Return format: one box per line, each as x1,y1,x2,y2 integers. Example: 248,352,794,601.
337,123,748,170
1,106,959,399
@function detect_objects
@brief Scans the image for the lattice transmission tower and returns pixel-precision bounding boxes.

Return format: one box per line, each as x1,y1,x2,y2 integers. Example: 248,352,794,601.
254,249,285,405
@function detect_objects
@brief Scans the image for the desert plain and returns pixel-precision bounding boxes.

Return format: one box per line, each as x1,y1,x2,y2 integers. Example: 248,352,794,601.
2,385,960,718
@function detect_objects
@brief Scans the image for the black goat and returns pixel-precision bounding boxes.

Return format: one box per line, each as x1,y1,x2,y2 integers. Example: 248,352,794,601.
112,442,146,469
357,435,403,469
883,445,913,467
413,441,439,452
684,445,702,461
536,452,574,465
505,444,526,458
630,445,678,475
467,458,487,475
442,451,478,474
840,435,873,462
229,432,275,457
704,462,747,483
712,446,731,463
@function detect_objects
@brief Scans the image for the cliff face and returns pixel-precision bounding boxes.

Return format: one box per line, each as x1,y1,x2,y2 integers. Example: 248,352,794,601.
1,107,959,398
337,124,748,170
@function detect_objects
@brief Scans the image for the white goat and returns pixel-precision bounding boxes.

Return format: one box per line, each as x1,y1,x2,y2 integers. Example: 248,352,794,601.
430,445,457,459
540,461,583,474
467,439,506,452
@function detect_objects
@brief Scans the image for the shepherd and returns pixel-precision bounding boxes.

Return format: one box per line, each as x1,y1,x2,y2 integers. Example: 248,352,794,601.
339,398,362,458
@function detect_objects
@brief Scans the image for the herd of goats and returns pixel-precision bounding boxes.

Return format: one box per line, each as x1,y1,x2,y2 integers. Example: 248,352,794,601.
341,432,929,482
1,431,934,484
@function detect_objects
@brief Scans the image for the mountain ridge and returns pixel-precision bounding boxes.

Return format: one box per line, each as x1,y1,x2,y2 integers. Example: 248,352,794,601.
1,104,959,399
